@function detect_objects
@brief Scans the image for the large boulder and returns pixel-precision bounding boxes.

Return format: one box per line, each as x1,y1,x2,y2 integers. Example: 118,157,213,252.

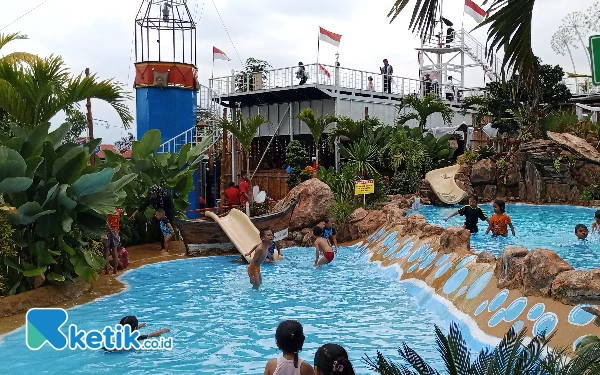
552,269,600,305
438,227,471,253
382,202,407,226
455,164,474,197
522,249,573,297
477,251,496,264
348,209,387,240
274,178,333,230
470,159,497,186
495,246,528,290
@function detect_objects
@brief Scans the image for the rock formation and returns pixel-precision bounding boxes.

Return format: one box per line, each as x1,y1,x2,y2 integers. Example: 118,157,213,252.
274,178,333,230
522,249,574,297
552,268,600,305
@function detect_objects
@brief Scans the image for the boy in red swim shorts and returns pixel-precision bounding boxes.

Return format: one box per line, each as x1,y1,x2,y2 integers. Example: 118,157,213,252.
313,226,335,266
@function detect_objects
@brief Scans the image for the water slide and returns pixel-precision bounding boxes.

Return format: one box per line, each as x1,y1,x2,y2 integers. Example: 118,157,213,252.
205,209,283,263
424,164,468,205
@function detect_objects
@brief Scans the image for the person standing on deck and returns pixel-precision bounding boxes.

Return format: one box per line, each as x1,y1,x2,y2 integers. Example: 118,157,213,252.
380,59,393,94
131,185,175,251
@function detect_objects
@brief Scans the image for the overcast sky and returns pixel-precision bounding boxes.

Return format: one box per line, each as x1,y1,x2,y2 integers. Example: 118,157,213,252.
2,0,598,144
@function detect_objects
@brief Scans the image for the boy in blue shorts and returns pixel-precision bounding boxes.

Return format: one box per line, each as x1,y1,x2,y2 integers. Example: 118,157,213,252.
155,208,174,254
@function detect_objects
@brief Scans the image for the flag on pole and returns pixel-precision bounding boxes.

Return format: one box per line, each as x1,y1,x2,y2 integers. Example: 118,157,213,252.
319,64,331,78
318,27,342,47
213,46,230,61
464,0,486,23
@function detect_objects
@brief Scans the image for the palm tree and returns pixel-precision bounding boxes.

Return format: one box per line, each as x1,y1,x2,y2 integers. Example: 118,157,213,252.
297,108,337,167
340,138,380,179
363,322,600,375
396,93,453,132
329,117,382,146
0,55,133,130
0,32,38,65
219,112,266,200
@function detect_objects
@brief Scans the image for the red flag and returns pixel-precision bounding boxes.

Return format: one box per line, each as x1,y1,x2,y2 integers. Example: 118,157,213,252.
213,46,230,61
465,0,486,23
319,64,331,78
319,27,342,47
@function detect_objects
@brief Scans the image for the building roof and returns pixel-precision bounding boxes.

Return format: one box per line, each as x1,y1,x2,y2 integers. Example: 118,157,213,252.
97,144,132,159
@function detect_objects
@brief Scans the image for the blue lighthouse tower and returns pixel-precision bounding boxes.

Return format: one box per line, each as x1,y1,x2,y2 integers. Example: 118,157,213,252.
134,0,200,214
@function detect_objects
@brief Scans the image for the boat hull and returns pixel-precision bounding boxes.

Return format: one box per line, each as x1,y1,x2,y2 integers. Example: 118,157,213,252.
177,195,299,255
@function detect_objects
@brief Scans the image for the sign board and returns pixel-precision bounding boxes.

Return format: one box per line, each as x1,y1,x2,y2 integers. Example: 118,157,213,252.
592,35,600,86
354,179,375,195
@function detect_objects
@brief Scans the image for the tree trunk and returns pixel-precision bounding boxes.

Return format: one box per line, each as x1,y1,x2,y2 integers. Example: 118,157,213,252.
315,137,320,168
420,118,426,133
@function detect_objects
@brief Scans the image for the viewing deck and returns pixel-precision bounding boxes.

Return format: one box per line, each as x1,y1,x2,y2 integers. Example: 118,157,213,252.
209,63,479,107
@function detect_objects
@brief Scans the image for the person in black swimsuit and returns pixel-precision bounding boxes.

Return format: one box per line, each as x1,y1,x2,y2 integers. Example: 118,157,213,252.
444,195,489,233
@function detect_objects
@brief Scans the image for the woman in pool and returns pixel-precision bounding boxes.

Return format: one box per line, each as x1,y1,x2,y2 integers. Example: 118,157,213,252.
264,320,314,375
314,343,355,375
484,200,515,237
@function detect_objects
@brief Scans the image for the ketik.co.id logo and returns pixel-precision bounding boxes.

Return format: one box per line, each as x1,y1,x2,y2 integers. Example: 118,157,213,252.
26,308,172,350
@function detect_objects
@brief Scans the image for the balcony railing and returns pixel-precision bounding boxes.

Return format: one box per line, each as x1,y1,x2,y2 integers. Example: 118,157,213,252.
210,63,468,100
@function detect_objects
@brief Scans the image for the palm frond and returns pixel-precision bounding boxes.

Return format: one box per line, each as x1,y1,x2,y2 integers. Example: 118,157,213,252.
434,323,470,375
0,52,39,65
469,348,493,375
340,138,380,178
362,351,417,375
0,32,28,51
396,113,420,127
486,327,528,375
398,342,441,375
219,112,266,153
387,0,439,41
478,0,538,89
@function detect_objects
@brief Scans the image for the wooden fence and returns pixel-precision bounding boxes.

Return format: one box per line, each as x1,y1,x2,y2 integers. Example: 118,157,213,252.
250,170,289,201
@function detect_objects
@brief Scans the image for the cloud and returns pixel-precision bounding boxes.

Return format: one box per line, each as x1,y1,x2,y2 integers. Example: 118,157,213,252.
1,0,598,144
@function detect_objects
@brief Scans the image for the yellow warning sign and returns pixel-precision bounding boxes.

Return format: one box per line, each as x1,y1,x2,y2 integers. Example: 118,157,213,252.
354,179,375,195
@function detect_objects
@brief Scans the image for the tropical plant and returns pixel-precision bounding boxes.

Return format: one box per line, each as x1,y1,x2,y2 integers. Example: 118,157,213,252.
235,57,272,92
114,132,135,154
0,122,136,295
0,32,38,65
62,110,88,143
0,55,132,130
102,129,213,217
329,116,383,148
389,169,422,195
380,129,433,173
396,93,454,132
219,112,266,200
340,138,380,179
297,108,337,167
285,140,309,189
364,322,600,375
543,110,579,134
460,95,490,129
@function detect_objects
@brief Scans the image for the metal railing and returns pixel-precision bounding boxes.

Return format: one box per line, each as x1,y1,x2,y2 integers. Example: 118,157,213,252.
158,119,220,154
563,77,600,96
456,29,502,81
210,63,442,98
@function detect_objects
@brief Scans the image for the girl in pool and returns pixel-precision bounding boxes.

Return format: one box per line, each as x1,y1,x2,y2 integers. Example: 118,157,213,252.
314,343,355,375
264,320,314,375
484,200,515,237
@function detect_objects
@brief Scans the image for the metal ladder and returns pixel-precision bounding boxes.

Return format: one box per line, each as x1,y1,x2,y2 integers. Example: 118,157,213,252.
157,119,221,154
457,28,504,81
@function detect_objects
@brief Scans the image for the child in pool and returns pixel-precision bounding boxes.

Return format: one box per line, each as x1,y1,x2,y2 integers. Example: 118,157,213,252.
485,200,515,236
591,211,600,233
444,195,489,233
119,315,169,340
576,224,589,240
246,237,282,263
244,228,273,288
154,208,174,254
314,343,355,375
264,320,314,375
313,226,335,266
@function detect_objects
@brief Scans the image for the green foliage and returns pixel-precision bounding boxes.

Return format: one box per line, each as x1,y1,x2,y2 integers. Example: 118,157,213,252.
389,170,421,195
285,140,309,190
250,202,270,217
329,117,383,149
235,57,272,92
62,110,88,143
396,93,454,132
460,95,490,128
543,110,579,134
327,200,357,224
340,138,380,179
297,108,337,167
457,146,495,165
104,129,213,219
364,322,600,375
0,122,136,295
496,156,508,170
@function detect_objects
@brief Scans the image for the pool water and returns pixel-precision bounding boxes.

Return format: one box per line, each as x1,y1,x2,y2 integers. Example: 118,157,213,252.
0,246,490,374
415,203,600,270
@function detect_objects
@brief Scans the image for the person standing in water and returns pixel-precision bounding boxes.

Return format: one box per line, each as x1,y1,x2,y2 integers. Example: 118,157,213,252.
264,320,314,375
444,195,489,234
322,218,338,252
485,200,515,237
244,228,273,288
313,226,335,266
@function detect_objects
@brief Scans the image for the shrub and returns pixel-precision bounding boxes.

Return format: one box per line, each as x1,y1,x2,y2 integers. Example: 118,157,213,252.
389,170,422,195
285,140,309,190
457,149,480,165
328,200,357,224
250,202,270,217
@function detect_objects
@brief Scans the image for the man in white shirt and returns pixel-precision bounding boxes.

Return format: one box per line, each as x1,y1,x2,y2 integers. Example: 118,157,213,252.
445,75,455,101
380,59,393,93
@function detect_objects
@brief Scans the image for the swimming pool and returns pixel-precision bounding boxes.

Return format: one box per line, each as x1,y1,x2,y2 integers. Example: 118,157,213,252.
0,246,491,374
416,203,600,270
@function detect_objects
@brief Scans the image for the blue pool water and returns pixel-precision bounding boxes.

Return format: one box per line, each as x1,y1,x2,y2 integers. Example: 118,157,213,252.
415,203,600,270
0,246,491,374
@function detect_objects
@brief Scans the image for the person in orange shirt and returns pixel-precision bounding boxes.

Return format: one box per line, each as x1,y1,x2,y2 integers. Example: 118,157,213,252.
104,208,122,274
485,200,515,237
223,182,240,207
239,170,250,204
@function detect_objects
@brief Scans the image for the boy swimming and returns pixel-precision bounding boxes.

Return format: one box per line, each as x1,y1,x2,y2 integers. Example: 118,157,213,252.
244,228,273,288
444,195,489,233
591,211,600,233
576,224,589,240
313,226,335,266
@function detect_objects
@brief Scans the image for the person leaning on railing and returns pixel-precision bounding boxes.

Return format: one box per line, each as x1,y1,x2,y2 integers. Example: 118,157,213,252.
296,62,309,85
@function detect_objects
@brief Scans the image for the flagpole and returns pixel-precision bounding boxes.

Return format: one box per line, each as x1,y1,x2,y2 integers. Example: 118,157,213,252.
212,50,215,80
317,29,320,83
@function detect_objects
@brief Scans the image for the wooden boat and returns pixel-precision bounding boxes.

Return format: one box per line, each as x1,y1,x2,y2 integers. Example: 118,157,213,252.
177,195,300,255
